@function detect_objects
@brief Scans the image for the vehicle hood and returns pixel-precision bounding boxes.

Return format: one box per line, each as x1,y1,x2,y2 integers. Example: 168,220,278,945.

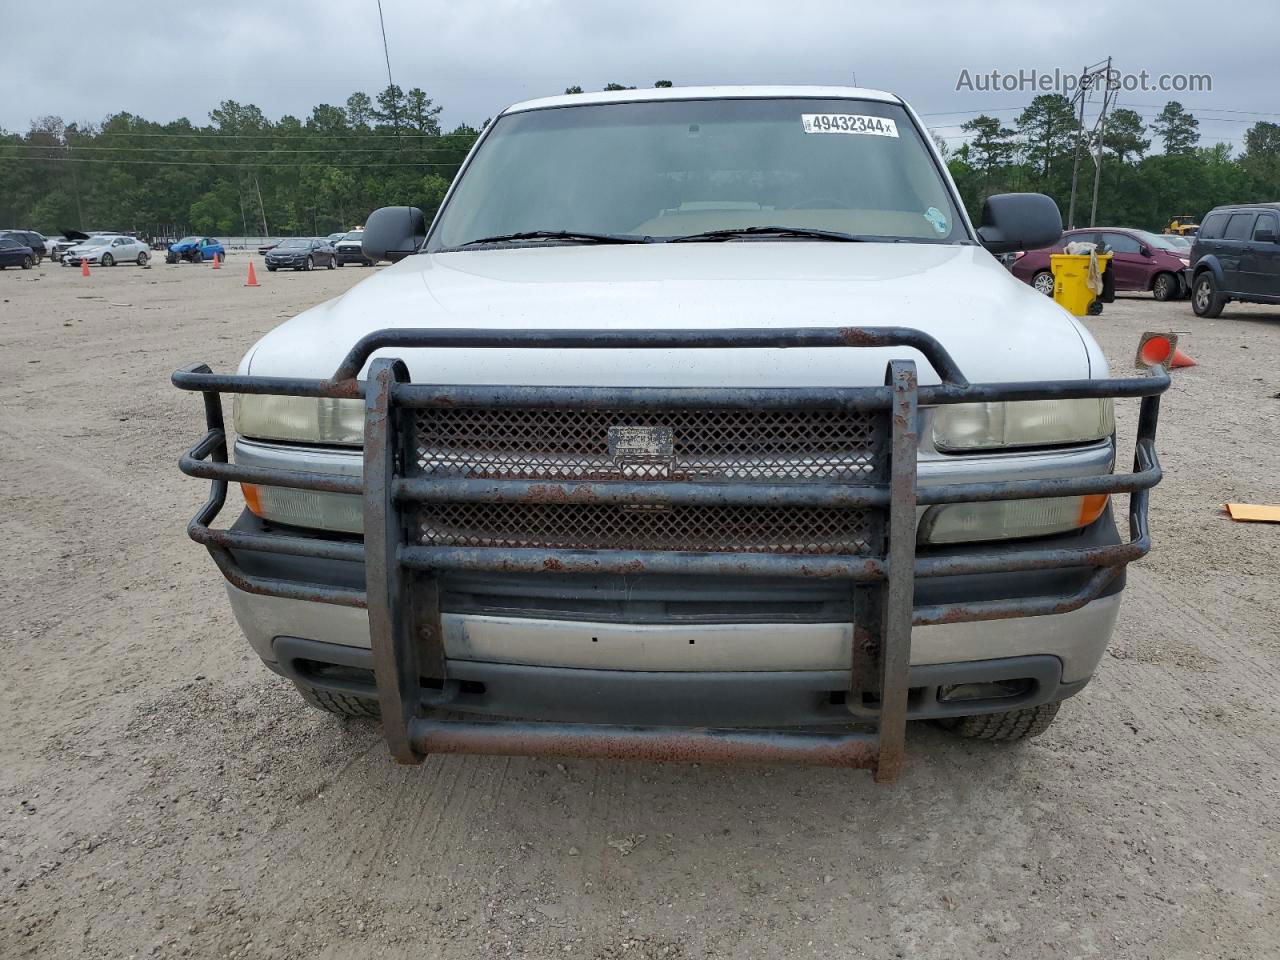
243,243,1105,386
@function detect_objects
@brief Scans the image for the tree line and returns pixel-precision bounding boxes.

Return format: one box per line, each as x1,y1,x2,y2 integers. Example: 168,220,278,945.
945,95,1280,230
2,84,1277,238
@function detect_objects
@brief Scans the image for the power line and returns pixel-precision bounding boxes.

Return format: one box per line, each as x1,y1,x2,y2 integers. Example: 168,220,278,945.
1,142,469,155
0,155,468,168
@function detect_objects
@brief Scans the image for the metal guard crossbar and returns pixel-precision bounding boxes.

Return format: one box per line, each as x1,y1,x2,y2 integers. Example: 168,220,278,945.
174,327,1168,781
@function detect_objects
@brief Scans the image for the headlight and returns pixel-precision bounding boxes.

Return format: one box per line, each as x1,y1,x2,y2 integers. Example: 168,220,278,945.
919,494,1109,545
932,399,1113,453
241,483,363,533
232,394,364,446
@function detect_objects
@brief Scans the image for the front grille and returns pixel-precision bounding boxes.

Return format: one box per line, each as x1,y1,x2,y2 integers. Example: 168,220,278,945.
409,405,885,557
416,502,875,555
412,406,881,482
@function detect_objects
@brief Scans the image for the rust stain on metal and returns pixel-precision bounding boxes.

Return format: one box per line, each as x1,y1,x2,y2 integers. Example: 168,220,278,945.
837,327,881,347
542,557,564,571
523,483,599,504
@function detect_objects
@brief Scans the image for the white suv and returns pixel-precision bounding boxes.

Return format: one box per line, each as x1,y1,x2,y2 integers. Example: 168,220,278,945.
175,87,1166,780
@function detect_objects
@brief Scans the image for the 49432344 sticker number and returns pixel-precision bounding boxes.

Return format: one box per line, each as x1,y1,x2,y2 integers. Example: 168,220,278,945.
801,114,899,137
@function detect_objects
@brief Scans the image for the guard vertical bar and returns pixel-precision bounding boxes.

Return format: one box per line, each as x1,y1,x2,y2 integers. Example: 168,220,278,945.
875,360,919,783
364,358,422,764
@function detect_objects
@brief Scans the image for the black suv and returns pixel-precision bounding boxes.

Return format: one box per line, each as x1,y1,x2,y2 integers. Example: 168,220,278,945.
1189,203,1280,317
0,229,48,263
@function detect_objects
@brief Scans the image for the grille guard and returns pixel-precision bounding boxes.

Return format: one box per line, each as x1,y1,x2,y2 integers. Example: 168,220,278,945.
173,326,1168,781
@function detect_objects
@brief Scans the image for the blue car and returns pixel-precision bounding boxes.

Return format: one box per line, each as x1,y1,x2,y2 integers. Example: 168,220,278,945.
0,235,36,269
166,235,225,264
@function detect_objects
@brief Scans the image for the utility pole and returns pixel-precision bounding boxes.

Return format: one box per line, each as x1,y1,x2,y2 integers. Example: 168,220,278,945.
1066,57,1114,230
1088,56,1114,228
254,176,269,237
1066,65,1088,230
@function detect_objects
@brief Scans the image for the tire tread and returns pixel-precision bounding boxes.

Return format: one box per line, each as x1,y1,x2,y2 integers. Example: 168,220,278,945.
294,682,381,719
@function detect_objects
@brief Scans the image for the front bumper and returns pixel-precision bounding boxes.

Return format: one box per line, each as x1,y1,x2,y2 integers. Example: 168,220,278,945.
335,248,370,264
174,325,1167,779
223,507,1123,684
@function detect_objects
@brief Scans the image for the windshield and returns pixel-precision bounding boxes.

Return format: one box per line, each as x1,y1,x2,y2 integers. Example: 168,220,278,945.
427,97,966,251
343,231,363,241
176,236,199,244
279,238,310,248
1136,230,1186,252
79,236,113,246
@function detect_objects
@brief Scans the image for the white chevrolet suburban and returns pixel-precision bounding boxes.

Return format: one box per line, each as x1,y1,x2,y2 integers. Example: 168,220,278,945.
176,86,1166,781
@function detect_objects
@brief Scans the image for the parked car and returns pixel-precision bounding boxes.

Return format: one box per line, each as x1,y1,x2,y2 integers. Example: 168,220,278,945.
166,236,225,264
326,232,346,245
0,235,36,269
1011,227,1191,301
263,237,336,271
334,230,374,266
172,85,1168,778
61,234,151,267
0,229,48,263
1189,202,1280,317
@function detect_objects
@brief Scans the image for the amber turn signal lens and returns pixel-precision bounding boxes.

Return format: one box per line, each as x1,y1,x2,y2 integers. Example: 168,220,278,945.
1077,493,1109,527
241,482,264,516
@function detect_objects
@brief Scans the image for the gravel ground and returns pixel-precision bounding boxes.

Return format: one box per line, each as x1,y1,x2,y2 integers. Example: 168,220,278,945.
1,253,1278,960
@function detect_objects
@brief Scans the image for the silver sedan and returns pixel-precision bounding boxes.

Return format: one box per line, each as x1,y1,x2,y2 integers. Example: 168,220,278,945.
62,235,151,267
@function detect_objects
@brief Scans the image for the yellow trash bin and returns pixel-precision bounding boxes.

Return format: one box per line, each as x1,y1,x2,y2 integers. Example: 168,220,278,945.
1050,252,1112,316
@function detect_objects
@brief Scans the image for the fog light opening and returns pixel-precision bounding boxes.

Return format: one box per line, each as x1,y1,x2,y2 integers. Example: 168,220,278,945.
938,678,1033,703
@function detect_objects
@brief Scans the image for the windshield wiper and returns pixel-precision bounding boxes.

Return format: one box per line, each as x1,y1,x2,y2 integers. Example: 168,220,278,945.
456,230,651,248
668,226,868,243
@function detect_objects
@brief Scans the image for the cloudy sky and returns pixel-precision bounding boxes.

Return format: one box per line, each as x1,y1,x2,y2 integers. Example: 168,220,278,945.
6,0,1276,151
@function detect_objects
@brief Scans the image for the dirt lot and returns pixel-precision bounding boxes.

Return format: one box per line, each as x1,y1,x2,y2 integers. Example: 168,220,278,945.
1,253,1278,960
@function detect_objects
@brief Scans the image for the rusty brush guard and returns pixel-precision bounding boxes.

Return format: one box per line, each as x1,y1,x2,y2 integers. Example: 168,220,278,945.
174,327,1168,781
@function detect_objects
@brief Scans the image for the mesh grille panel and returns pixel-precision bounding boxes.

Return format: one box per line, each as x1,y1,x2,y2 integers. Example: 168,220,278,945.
416,503,876,556
413,407,881,482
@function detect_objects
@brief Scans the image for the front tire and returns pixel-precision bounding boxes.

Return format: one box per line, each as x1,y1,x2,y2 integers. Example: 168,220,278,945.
294,682,380,720
101,253,114,267
136,252,148,266
1031,270,1054,296
266,264,278,272
1152,272,1178,302
936,701,1061,741
326,257,335,270
1192,272,1225,318
304,256,314,271
21,255,33,270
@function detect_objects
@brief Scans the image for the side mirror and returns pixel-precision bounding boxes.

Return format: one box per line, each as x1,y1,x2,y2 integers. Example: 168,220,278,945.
976,193,1062,255
363,206,427,262
1255,229,1276,244
1139,245,1152,258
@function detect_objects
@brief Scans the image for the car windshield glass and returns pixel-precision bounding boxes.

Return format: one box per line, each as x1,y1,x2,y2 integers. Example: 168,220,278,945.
81,236,112,246
1136,230,1183,251
427,97,965,251
343,232,363,240
278,239,309,248
176,236,199,244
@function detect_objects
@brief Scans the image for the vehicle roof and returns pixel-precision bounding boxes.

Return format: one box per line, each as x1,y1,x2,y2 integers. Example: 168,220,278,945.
1205,202,1280,212
503,84,902,114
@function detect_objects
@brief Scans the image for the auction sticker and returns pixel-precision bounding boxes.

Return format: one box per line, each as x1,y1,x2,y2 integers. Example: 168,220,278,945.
801,114,898,137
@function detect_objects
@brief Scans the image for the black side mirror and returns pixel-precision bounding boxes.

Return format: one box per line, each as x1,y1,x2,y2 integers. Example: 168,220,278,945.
363,206,427,262
1139,245,1152,258
976,193,1062,255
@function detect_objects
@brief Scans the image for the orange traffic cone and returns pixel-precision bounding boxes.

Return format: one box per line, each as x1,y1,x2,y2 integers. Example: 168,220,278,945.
211,252,221,269
1135,332,1197,370
80,258,90,277
1170,348,1197,368
245,261,260,287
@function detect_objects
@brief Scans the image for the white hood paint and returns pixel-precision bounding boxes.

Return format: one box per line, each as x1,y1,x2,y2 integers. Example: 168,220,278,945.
243,243,1105,387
